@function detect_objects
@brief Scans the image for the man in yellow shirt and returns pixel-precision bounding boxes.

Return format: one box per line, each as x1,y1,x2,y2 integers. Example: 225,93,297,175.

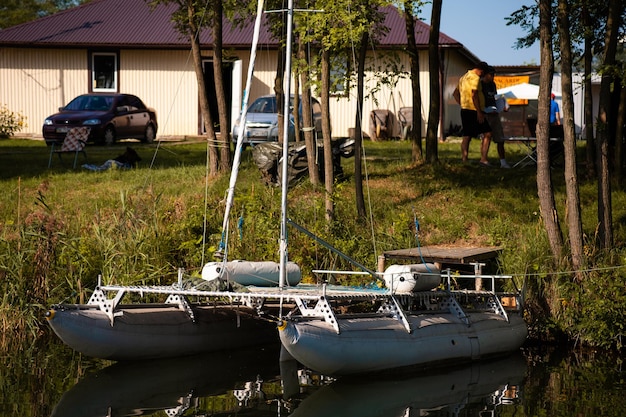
453,61,492,165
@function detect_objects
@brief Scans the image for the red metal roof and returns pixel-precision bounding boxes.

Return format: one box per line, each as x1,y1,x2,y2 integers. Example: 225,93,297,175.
379,6,460,47
0,0,464,51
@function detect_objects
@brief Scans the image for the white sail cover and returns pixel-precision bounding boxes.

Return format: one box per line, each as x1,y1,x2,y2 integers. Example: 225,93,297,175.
383,263,441,293
202,260,301,287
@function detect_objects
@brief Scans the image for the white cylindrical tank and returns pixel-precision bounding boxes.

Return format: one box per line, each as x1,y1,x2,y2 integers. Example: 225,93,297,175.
202,260,302,287
383,263,441,293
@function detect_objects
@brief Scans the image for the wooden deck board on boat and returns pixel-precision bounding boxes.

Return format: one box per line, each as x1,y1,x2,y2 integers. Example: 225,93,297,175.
380,245,502,271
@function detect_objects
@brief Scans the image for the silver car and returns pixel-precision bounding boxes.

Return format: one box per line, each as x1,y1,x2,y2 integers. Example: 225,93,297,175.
232,95,323,145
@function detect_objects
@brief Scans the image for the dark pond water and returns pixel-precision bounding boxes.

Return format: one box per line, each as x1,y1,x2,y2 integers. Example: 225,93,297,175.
2,337,625,416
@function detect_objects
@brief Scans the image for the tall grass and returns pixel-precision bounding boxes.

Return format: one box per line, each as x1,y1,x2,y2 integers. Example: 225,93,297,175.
0,137,625,350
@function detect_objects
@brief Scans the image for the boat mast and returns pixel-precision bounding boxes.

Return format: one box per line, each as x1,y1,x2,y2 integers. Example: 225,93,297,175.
278,0,294,289
216,0,266,262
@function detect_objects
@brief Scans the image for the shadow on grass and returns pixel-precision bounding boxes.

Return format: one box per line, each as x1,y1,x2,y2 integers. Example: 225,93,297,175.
1,137,563,198
0,139,212,180
350,138,545,189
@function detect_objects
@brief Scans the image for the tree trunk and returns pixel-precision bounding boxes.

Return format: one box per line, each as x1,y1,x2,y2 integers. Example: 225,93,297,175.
188,1,218,175
425,0,441,164
211,0,231,172
274,13,286,144
557,0,584,278
411,76,422,162
615,85,626,185
403,1,422,163
321,49,334,222
354,30,368,219
581,3,595,178
293,67,301,143
298,36,320,185
537,0,563,260
596,0,619,249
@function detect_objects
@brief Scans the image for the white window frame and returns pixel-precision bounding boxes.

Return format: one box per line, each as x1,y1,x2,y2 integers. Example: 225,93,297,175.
91,52,118,92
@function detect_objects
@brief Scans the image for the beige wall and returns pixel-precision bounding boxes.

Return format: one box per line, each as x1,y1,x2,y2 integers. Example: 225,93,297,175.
119,50,198,137
0,46,470,140
0,48,88,137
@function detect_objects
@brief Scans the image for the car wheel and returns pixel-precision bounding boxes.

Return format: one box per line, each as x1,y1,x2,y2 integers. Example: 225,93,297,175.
103,126,116,145
143,124,156,143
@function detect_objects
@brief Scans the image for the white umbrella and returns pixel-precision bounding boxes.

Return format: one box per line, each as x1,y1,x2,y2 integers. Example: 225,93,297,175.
497,83,558,100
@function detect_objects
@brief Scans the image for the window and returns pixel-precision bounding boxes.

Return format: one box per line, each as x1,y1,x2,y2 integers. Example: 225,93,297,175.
117,94,145,111
330,57,349,96
312,51,350,97
249,97,277,113
91,52,118,92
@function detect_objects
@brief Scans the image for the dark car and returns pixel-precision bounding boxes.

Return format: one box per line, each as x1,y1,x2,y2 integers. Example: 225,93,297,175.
232,95,323,145
43,93,158,145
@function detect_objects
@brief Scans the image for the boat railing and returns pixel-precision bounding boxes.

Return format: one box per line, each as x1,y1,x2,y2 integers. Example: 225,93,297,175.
311,267,522,310
88,268,521,326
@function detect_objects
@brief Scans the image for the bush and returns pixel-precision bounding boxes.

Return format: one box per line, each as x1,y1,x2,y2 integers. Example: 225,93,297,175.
0,105,27,138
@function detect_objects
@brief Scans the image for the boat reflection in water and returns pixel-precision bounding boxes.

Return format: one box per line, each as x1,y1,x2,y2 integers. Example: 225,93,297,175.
288,353,527,417
51,347,526,417
50,344,283,417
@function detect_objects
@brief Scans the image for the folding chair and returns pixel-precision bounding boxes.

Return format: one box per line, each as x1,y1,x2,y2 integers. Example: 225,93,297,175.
48,127,90,169
398,107,413,140
369,109,392,141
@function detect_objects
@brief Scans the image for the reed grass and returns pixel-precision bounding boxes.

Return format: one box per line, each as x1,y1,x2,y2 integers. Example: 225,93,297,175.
0,137,625,349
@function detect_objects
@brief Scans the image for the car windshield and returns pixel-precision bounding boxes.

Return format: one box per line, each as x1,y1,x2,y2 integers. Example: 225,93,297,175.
65,95,114,111
248,96,298,114
248,97,277,113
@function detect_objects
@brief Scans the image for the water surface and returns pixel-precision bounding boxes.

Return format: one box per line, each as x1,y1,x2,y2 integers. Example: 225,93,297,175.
2,338,625,416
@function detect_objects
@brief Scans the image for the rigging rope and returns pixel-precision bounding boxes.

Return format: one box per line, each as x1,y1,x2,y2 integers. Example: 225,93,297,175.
411,207,433,273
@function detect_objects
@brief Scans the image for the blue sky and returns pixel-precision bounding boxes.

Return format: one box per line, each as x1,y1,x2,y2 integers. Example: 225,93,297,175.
420,1,540,66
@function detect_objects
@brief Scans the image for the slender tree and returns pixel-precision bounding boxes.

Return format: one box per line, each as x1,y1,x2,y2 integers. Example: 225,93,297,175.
537,0,563,261
297,32,321,185
297,0,385,222
293,56,301,144
321,48,334,221
272,9,287,144
354,30,369,218
210,0,232,172
402,1,423,163
187,1,219,175
347,2,386,219
425,0,441,163
557,0,585,277
149,0,220,175
615,81,626,184
595,0,620,249
581,2,596,177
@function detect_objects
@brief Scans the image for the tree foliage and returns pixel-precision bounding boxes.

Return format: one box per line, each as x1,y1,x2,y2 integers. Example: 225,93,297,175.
0,0,81,29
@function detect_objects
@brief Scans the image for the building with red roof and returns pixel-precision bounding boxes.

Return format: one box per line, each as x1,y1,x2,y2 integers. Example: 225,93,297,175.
0,0,484,140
